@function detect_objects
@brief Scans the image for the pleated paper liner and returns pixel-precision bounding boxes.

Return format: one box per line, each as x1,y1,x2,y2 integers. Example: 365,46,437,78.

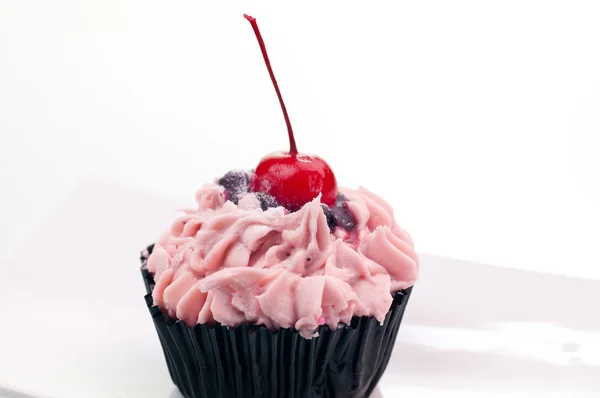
141,245,412,398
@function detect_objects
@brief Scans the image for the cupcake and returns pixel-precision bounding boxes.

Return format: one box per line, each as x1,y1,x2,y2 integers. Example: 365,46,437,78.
141,15,418,398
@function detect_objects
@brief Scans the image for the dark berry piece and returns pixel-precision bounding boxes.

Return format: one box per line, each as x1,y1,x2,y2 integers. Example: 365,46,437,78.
322,202,357,232
256,192,280,211
218,170,250,191
336,193,348,205
332,204,356,230
321,205,337,232
217,170,250,204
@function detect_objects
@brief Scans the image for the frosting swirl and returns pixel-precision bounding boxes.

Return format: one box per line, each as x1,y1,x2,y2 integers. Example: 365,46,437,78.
147,183,418,338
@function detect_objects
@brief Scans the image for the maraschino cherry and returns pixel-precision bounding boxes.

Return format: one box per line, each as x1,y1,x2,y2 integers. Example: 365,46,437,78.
244,14,338,211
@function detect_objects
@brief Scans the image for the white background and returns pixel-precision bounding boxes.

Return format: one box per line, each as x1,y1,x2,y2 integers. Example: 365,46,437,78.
1,0,600,277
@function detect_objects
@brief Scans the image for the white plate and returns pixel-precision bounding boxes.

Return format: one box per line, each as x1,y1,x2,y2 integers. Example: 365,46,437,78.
0,180,598,398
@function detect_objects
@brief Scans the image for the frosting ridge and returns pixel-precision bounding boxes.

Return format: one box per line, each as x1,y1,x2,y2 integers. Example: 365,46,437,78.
147,183,418,338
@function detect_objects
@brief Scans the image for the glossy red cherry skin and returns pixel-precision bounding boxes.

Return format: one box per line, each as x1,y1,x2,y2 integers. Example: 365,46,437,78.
250,152,338,211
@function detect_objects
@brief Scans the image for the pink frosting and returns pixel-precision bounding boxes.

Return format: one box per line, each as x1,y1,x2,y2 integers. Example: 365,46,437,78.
147,183,418,338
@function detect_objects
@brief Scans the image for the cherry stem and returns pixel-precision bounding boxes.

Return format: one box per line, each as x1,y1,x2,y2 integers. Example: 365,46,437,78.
244,14,297,155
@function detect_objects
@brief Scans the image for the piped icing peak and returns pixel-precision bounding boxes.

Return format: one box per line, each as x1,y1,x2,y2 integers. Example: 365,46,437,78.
146,178,418,338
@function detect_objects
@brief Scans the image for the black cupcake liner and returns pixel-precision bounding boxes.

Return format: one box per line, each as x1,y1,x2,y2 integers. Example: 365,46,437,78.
141,244,412,398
